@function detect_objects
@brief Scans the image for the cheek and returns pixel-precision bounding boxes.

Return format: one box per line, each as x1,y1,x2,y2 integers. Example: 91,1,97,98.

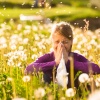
52,43,58,50
64,44,72,50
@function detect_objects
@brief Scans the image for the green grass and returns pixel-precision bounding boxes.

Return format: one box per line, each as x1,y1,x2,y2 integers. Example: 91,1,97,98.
0,0,89,7
0,0,33,4
0,6,100,23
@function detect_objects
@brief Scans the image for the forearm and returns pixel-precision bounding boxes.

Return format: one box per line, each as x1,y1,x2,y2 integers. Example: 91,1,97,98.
74,60,100,74
25,61,56,74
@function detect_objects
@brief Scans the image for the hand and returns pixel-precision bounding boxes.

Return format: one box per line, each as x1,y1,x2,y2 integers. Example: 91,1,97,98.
62,45,69,63
54,43,63,66
54,43,69,65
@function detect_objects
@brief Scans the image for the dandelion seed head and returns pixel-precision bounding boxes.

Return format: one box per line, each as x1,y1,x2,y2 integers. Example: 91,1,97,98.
23,38,29,44
88,89,100,100
22,75,30,82
87,45,92,50
7,77,13,82
60,97,66,100
34,87,45,98
73,50,81,54
0,43,7,49
18,46,24,51
10,44,16,50
32,25,38,31
95,77,100,87
65,88,76,97
17,24,22,30
0,36,6,44
31,54,38,60
78,73,89,83
12,98,26,100
77,44,81,49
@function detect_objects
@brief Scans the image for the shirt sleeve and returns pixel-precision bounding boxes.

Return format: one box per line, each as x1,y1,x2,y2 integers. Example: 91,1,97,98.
73,53,100,74
25,53,56,74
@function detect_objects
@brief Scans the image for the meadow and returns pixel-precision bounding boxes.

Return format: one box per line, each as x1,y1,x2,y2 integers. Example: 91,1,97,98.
0,0,100,100
0,19,100,100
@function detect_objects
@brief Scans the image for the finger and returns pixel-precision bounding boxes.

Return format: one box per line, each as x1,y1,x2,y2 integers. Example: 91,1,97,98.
57,43,63,55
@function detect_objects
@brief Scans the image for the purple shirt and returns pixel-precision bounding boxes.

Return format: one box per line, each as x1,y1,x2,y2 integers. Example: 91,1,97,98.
25,52,100,87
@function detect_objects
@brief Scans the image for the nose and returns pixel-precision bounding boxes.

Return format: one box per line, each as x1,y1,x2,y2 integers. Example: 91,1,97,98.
60,41,65,44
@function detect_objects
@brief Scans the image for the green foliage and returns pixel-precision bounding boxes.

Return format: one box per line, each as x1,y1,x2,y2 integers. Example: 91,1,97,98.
0,1,32,8
0,6,100,24
51,0,89,7
0,74,13,99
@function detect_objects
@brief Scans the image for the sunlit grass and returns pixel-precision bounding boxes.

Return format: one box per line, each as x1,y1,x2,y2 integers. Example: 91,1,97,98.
0,20,100,99
0,6,100,23
0,0,33,4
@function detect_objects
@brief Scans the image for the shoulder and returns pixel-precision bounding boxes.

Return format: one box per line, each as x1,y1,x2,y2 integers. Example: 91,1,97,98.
70,52,83,57
36,52,54,62
70,52,88,61
40,52,54,58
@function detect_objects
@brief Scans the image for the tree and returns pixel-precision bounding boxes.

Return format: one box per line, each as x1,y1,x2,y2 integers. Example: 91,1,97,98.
34,0,39,8
90,0,100,9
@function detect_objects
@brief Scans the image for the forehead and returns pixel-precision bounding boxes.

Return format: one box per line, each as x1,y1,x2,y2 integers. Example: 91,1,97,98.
52,32,69,40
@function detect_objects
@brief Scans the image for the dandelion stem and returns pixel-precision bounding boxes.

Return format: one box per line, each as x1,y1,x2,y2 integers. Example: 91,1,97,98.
12,79,16,98
53,66,56,99
88,63,95,93
2,87,6,100
69,56,74,89
26,83,28,99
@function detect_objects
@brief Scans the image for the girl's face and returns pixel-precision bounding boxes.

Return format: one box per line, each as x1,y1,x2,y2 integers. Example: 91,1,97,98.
52,32,72,52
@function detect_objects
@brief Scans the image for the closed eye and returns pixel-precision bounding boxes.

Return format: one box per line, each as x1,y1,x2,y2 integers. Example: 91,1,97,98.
62,41,69,44
55,41,59,44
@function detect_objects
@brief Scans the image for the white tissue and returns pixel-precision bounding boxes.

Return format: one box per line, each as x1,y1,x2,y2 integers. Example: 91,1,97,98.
56,54,69,87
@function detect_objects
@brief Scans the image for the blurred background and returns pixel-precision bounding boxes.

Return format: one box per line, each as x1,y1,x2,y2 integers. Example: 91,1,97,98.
0,0,100,30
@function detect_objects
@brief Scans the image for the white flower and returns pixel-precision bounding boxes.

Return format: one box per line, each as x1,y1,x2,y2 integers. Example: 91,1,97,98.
34,87,45,98
0,36,6,44
87,77,94,83
34,34,40,40
31,48,37,52
95,77,100,87
47,95,54,100
87,45,92,50
25,25,31,30
98,61,100,66
23,38,29,44
7,77,13,82
7,59,14,66
88,89,100,100
18,46,24,51
89,56,93,61
0,43,7,49
73,38,78,44
32,25,38,31
12,98,26,100
22,75,30,82
60,97,66,100
17,24,22,30
10,44,16,50
90,39,97,46
73,50,81,54
78,73,89,83
31,54,38,60
65,88,76,97
77,44,82,49
23,30,30,35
